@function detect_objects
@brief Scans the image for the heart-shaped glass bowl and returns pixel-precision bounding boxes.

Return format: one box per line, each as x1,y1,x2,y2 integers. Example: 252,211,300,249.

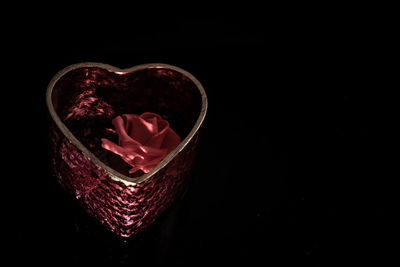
46,63,207,237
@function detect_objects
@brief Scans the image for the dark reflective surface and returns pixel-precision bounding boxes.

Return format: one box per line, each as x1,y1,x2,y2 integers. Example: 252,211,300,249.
4,13,391,266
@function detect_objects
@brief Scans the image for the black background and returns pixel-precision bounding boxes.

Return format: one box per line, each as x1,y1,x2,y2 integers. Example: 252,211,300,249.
3,7,392,266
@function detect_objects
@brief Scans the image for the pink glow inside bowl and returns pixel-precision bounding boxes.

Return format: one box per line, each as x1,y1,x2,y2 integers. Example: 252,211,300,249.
46,63,207,237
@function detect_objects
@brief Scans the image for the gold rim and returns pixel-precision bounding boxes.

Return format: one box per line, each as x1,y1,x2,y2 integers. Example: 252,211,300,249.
46,62,208,186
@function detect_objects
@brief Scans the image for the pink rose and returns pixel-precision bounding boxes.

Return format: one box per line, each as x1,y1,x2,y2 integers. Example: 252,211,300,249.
101,112,181,174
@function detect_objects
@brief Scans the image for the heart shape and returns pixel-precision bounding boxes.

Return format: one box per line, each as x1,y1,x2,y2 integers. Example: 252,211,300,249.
46,63,207,237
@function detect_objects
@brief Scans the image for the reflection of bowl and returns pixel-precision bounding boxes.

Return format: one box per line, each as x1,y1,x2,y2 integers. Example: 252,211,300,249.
46,63,207,237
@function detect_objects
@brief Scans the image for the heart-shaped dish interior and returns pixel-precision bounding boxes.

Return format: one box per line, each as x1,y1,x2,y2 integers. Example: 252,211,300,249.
50,64,204,178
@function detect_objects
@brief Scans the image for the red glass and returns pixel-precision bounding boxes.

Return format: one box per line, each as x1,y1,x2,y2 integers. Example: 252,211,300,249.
46,63,207,237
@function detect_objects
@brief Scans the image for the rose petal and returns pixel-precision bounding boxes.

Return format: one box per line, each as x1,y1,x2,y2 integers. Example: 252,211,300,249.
145,127,168,148
161,128,181,151
102,112,181,174
122,114,158,144
112,116,135,146
140,112,162,122
101,138,144,160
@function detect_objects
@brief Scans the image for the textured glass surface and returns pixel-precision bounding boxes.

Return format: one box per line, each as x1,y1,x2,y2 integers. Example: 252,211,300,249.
48,65,205,237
